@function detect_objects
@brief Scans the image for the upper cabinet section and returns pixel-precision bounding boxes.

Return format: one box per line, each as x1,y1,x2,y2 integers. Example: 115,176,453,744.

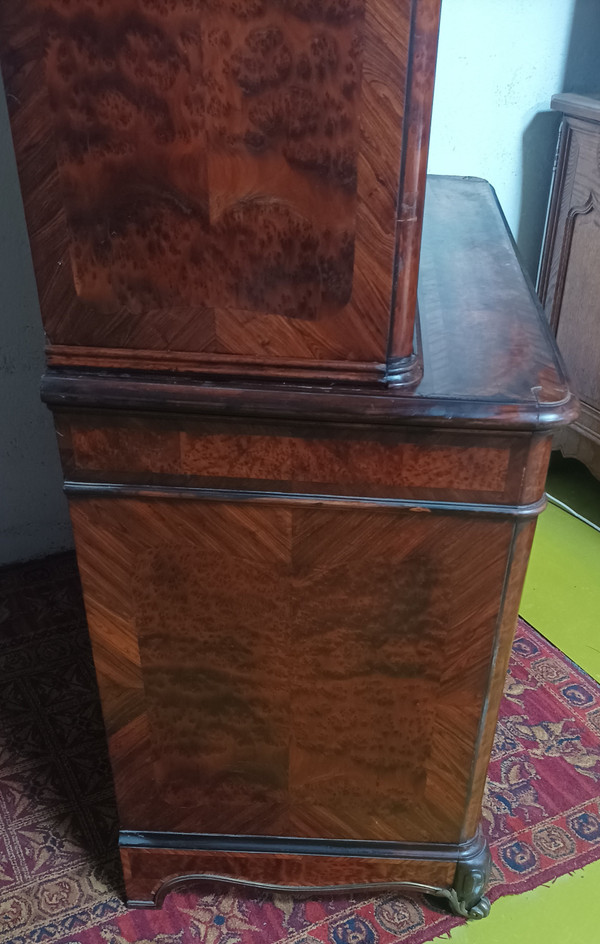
0,0,441,382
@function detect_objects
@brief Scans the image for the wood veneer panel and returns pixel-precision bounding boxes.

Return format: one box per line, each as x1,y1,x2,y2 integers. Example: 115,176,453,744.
60,413,514,500
0,0,440,375
41,179,577,428
120,847,456,905
519,434,553,505
52,413,555,505
462,519,537,840
70,496,514,844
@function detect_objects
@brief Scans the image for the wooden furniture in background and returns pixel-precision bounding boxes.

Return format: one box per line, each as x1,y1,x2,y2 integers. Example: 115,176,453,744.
538,93,600,479
0,0,576,921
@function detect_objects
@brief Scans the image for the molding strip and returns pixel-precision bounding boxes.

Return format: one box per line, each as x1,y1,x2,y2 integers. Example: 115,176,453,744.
64,481,547,518
119,829,485,862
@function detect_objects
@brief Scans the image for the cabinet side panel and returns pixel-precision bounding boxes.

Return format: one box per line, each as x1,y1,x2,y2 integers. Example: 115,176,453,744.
57,411,520,503
0,0,435,372
461,519,537,840
69,496,513,844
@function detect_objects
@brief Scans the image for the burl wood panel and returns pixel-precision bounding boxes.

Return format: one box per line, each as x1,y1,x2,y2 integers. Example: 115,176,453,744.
55,413,553,505
69,496,519,844
0,0,440,373
41,178,577,428
120,847,456,905
58,413,510,499
44,0,362,320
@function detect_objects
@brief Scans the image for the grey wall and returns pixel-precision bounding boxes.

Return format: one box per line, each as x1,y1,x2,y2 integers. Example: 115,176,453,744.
0,85,73,565
1,3,600,564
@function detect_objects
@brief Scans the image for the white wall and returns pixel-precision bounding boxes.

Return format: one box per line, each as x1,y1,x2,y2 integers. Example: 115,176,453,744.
428,0,600,277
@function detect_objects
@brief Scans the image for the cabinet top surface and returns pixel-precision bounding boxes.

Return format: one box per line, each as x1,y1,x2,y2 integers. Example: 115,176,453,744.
551,92,600,122
415,176,574,420
44,176,577,431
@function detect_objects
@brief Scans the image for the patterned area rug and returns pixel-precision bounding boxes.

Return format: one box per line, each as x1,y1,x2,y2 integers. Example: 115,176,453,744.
1,554,599,944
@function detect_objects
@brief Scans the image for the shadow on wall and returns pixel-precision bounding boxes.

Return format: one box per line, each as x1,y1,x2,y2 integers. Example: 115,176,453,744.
517,0,600,281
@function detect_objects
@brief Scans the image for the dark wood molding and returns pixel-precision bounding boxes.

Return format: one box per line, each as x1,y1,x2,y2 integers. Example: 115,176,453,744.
42,368,577,431
46,347,386,385
121,832,491,915
551,92,600,125
63,480,547,518
119,828,486,862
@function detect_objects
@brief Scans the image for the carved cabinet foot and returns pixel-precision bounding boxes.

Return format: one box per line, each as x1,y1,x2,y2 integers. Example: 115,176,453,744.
440,840,492,919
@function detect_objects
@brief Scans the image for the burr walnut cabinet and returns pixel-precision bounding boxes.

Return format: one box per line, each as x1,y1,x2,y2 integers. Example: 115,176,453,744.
1,0,575,921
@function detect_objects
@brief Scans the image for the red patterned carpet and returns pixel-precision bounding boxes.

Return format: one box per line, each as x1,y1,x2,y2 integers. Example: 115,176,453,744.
1,554,599,944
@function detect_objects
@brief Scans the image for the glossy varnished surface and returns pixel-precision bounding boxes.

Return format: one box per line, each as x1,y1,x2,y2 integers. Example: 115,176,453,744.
70,495,521,844
120,847,456,906
0,1,571,911
0,0,441,378
55,412,553,505
42,0,363,320
416,178,573,408
42,178,578,427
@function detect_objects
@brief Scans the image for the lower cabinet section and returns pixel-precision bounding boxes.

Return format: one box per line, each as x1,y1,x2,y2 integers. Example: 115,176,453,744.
69,492,535,893
118,830,492,918
120,846,456,904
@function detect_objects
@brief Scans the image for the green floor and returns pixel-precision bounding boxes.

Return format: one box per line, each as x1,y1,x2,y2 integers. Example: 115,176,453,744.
432,455,600,943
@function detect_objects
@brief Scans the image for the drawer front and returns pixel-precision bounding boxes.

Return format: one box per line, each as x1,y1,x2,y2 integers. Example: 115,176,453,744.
56,413,550,505
70,494,519,843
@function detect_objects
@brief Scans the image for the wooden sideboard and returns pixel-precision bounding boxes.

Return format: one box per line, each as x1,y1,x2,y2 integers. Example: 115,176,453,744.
0,0,576,921
538,93,600,479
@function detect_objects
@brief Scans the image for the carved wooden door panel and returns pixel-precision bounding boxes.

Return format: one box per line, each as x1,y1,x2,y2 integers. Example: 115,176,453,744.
70,496,514,844
0,0,440,378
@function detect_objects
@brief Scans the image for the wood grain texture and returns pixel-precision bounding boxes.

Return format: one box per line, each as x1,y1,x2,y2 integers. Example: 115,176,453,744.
461,519,537,840
538,98,600,478
0,0,571,909
416,179,573,411
390,0,441,361
55,412,554,505
55,412,532,502
0,0,441,379
42,178,578,431
518,435,553,505
120,846,455,906
69,495,516,844
42,0,361,319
